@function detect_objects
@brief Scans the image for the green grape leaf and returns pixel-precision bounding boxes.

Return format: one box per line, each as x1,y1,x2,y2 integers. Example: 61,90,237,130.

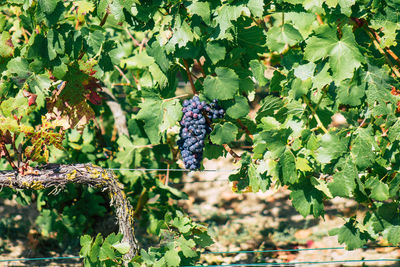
266,24,303,53
0,32,14,57
249,59,268,86
99,241,115,261
164,248,180,267
253,129,290,158
294,62,316,81
290,178,324,218
187,1,211,24
329,219,369,250
204,67,239,100
316,133,348,164
47,29,65,61
122,51,155,69
112,242,130,254
80,235,93,257
172,216,191,234
205,42,226,64
310,177,333,198
169,17,194,48
285,12,317,38
370,20,398,47
177,236,197,258
204,143,224,159
337,79,365,106
226,96,250,119
304,25,364,82
312,63,332,89
194,231,214,247
328,156,357,197
214,5,250,39
136,99,182,144
363,64,395,116
210,122,238,144
280,149,297,184
350,127,376,170
247,0,264,17
86,29,105,55
365,177,390,201
89,233,103,262
7,57,31,78
39,0,60,14
387,119,400,142
256,96,284,122
296,157,312,172
385,225,400,244
74,1,95,17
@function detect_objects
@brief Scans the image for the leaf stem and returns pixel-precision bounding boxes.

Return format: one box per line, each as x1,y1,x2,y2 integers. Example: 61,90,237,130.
364,26,400,78
222,144,241,161
133,188,148,219
303,96,329,134
0,143,17,170
196,59,206,78
162,94,189,102
237,119,254,140
315,13,323,25
114,65,131,84
183,59,197,95
99,9,109,27
125,28,141,47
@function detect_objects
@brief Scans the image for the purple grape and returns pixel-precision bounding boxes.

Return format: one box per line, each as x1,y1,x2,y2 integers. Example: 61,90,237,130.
178,97,225,170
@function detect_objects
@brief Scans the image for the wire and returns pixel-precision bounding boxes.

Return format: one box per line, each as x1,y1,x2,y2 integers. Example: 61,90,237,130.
108,168,236,172
0,256,82,262
172,179,228,184
203,247,346,254
184,259,400,267
203,245,400,254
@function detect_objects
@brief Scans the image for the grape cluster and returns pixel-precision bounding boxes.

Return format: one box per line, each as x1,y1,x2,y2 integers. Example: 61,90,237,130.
178,96,224,170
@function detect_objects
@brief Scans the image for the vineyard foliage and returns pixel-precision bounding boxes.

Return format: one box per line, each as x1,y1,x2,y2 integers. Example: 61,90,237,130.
1,0,400,265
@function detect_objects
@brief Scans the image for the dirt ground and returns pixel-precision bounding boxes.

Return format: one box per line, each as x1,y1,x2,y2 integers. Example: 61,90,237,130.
1,155,400,266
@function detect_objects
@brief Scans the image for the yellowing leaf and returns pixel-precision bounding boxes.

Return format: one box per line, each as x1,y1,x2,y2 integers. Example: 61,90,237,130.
296,157,312,172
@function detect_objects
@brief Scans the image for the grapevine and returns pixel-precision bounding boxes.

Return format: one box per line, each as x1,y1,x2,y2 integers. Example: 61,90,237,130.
0,0,400,266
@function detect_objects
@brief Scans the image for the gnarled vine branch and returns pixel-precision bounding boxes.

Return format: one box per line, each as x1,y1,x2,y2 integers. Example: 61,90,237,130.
0,163,138,261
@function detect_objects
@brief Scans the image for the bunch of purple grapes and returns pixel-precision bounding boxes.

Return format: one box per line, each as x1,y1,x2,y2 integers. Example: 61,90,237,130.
178,96,224,170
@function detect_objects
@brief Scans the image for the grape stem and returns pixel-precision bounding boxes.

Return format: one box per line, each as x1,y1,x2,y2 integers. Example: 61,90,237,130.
183,59,198,95
222,144,241,161
237,119,254,140
162,94,189,102
303,96,329,134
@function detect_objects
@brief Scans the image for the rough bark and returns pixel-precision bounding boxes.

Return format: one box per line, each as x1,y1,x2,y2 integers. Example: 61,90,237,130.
0,163,138,261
